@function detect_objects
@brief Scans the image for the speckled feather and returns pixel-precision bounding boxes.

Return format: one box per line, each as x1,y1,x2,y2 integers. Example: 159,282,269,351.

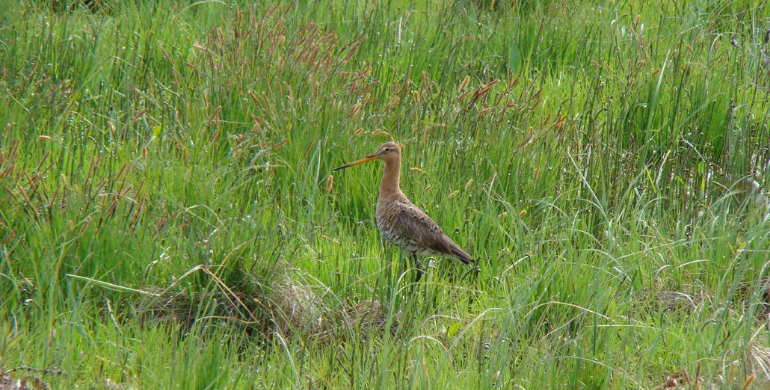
376,194,473,264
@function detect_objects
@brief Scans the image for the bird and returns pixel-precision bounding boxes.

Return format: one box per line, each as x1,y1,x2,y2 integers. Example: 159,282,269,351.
332,142,473,282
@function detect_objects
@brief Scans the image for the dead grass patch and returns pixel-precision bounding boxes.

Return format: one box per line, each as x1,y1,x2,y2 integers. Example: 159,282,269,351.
653,345,770,389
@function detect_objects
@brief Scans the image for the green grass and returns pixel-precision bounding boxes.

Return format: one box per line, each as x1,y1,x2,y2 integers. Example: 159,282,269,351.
2,0,770,388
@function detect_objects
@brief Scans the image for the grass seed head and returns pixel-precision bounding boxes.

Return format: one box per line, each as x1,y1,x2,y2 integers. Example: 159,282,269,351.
459,75,470,91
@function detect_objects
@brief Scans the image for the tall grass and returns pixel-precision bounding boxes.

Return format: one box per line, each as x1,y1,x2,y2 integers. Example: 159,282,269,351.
2,0,770,388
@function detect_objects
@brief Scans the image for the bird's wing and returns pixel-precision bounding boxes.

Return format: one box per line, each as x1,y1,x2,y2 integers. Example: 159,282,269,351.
394,203,473,264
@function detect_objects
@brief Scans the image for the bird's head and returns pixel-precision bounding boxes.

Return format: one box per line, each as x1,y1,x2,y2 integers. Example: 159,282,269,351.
332,142,401,171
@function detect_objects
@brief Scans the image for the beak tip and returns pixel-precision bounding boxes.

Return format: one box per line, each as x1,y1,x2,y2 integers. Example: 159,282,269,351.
332,155,377,172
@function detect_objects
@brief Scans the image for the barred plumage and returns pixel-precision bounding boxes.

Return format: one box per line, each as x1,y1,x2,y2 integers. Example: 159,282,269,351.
376,196,472,264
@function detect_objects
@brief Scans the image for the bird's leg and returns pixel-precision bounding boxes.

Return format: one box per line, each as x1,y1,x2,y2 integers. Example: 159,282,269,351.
402,253,409,280
412,253,423,283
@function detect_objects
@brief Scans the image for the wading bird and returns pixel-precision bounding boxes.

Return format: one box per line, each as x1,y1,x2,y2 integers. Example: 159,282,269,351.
332,142,473,282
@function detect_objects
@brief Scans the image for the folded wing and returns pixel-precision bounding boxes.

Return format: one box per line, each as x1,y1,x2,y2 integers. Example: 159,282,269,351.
395,204,473,264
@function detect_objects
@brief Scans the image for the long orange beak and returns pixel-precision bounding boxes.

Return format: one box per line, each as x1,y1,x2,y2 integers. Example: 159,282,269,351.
332,154,377,171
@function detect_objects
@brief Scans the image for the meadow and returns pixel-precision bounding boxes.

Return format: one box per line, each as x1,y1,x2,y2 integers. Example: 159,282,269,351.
2,0,770,388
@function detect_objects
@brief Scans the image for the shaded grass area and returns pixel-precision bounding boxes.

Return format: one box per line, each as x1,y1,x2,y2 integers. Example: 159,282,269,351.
2,0,770,388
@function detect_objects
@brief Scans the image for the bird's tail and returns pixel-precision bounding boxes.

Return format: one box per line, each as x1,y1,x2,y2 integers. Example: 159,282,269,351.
449,243,474,264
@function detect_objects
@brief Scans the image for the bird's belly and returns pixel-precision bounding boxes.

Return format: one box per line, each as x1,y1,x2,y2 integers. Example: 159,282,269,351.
390,236,416,251
384,234,424,254
377,222,434,255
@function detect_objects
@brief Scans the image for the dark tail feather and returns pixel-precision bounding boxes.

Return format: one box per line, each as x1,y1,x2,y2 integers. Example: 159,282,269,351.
449,243,474,264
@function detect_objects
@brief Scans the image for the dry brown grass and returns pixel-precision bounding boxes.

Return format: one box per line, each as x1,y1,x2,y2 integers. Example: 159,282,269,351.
266,266,400,341
633,285,709,317
0,366,65,390
343,299,401,338
266,272,327,338
136,288,195,330
652,344,770,389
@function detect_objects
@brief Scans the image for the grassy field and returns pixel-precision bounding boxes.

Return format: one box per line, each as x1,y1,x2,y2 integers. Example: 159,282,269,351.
2,0,770,388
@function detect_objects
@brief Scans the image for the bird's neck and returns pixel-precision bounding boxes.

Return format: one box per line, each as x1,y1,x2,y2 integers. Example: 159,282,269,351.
379,157,401,200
